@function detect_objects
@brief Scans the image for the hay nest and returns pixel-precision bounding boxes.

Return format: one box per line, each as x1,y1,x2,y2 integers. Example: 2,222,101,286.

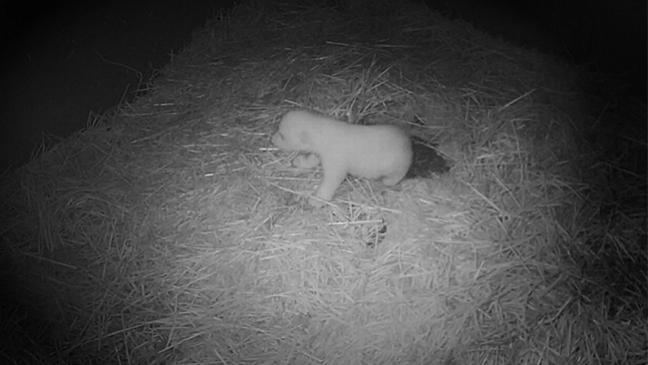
1,1,645,364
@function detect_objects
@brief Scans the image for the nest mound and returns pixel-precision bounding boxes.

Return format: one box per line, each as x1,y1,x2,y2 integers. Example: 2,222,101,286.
1,1,645,364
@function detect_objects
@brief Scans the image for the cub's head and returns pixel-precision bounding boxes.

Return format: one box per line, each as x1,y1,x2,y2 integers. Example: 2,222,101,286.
271,111,314,152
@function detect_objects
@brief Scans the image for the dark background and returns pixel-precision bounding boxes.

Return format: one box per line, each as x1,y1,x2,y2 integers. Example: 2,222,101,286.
0,0,236,171
0,0,645,172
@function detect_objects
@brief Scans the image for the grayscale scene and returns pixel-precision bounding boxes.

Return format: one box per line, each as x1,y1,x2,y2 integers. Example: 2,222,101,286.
1,0,645,363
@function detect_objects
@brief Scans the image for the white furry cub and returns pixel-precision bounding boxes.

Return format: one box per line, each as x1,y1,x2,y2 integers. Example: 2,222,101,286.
271,110,412,206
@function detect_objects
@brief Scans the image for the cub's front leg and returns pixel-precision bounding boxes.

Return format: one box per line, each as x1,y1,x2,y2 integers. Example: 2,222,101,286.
309,157,347,207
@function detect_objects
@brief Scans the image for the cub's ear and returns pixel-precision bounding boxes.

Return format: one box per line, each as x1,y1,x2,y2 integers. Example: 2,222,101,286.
298,130,312,146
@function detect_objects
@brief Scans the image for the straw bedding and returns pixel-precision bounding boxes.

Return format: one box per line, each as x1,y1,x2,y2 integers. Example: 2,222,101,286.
1,1,645,364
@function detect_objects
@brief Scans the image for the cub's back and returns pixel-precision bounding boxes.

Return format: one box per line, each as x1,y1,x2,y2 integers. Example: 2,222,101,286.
343,124,412,178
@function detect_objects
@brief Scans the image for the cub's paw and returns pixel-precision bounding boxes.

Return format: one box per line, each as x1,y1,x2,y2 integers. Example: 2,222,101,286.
293,153,320,169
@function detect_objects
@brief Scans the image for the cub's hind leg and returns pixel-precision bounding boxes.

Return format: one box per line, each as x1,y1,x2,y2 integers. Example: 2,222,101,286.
381,159,410,185
381,169,407,186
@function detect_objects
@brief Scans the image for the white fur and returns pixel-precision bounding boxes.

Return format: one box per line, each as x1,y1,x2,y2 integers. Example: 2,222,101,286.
271,110,412,206
292,153,320,169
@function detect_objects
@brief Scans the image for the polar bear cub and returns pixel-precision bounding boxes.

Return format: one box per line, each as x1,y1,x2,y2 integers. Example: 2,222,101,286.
271,110,412,206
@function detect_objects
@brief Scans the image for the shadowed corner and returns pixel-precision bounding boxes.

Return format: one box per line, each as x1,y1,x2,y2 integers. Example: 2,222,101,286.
406,136,451,179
